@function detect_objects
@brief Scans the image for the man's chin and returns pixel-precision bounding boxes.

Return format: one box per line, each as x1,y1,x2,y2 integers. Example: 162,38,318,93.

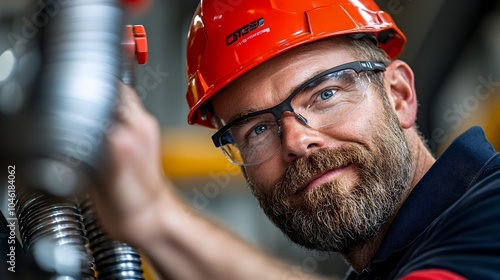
262,180,388,252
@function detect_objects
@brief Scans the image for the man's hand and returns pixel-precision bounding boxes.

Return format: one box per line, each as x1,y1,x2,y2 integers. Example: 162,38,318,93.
90,82,178,245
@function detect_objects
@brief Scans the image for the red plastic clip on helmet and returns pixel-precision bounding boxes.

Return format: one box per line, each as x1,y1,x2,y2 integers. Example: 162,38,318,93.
186,0,406,128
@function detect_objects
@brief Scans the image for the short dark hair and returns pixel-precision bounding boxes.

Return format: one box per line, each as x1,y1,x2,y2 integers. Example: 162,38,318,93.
337,34,391,96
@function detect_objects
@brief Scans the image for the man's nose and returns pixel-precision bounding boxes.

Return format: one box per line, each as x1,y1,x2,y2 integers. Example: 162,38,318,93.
279,112,325,163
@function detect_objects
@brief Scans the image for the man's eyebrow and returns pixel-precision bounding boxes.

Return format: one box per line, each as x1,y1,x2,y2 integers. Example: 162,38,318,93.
289,67,330,94
227,67,329,124
228,108,262,124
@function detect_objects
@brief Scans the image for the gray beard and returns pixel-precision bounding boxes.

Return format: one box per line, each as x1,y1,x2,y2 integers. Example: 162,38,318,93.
247,105,412,253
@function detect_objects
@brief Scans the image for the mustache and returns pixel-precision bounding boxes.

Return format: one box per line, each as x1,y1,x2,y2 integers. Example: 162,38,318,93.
275,145,370,195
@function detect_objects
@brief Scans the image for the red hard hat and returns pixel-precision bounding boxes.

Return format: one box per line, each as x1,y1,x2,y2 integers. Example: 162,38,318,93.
186,0,406,128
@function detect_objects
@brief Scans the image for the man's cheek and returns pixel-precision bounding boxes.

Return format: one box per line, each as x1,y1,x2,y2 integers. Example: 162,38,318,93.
246,166,281,191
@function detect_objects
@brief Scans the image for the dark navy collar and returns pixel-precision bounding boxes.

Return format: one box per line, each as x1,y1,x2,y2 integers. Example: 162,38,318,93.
372,126,497,262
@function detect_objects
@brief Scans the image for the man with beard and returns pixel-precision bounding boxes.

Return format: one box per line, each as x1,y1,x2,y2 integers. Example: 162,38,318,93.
91,0,500,279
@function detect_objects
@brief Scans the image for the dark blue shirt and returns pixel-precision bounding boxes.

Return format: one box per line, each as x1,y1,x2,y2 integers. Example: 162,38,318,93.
346,126,500,279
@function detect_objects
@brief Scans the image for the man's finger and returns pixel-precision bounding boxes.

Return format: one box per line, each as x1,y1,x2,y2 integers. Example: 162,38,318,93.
114,82,146,125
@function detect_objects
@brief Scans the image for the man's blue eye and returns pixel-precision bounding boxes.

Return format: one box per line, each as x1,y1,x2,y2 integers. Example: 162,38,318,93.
254,125,267,135
320,89,335,100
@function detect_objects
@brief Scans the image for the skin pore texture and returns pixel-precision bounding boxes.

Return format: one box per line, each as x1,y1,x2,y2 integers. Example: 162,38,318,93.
212,38,436,271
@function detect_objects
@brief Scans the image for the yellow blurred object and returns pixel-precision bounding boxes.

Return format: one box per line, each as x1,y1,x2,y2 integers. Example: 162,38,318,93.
436,88,500,154
141,251,160,280
161,128,240,179
483,95,500,150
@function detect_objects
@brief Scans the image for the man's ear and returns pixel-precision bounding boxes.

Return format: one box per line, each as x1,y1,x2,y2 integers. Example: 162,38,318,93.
384,60,418,129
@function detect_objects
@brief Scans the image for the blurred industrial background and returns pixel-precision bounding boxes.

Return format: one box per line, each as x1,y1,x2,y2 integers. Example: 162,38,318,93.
1,0,500,278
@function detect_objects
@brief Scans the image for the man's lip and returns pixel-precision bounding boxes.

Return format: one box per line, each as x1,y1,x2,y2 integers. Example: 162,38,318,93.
296,164,350,193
